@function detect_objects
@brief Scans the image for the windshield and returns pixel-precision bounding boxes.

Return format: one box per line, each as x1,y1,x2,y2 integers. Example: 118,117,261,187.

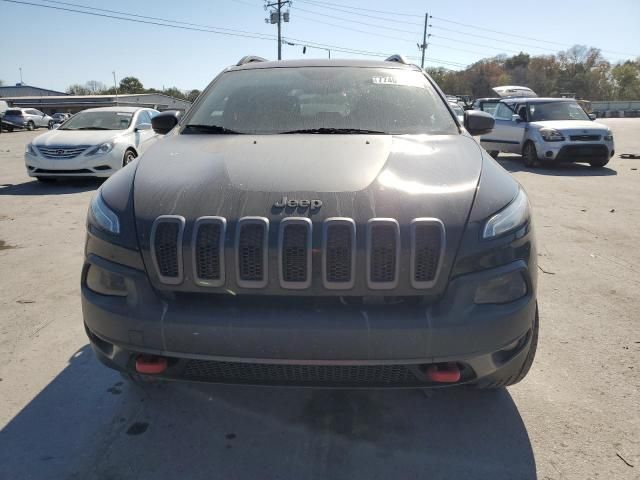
186,67,457,135
528,101,590,122
60,111,133,130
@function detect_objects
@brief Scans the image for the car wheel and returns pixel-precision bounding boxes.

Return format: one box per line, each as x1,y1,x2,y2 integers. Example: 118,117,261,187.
122,149,137,167
48,121,55,129
489,150,499,159
522,142,539,168
7,126,13,132
589,159,609,168
26,121,35,131
35,176,56,183
474,304,539,389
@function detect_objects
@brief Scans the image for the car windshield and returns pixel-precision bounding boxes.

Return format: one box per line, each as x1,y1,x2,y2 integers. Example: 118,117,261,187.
186,67,457,135
60,111,133,130
528,101,590,122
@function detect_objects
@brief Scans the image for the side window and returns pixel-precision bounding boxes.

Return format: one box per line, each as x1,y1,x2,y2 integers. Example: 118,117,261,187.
26,109,40,116
136,111,151,126
515,104,528,121
494,103,514,120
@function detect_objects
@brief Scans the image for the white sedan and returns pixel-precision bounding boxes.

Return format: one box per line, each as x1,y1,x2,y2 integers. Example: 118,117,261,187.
24,106,159,181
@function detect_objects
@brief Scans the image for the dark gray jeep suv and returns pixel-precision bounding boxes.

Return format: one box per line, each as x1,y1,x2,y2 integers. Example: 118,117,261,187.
82,56,538,389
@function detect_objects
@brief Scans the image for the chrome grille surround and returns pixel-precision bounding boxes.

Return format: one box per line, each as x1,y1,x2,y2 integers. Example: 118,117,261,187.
192,216,226,287
36,145,90,159
235,217,269,289
278,217,312,289
366,218,400,290
150,215,185,285
410,218,446,289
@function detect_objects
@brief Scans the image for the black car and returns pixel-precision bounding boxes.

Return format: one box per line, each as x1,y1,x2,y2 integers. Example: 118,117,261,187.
82,56,538,389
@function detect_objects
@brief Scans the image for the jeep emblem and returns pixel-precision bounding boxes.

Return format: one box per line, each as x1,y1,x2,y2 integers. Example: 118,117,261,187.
273,196,322,211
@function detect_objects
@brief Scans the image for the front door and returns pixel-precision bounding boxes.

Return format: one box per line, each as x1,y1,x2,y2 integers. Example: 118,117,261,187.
481,102,526,153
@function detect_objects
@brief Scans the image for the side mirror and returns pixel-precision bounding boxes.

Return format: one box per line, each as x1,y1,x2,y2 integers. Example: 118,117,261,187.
151,110,181,134
464,110,494,136
135,123,152,131
511,114,523,123
588,113,596,120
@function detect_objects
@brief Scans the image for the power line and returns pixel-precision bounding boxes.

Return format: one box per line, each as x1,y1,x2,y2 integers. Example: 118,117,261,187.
431,25,560,54
295,0,423,26
293,5,422,34
289,0,422,18
294,13,416,43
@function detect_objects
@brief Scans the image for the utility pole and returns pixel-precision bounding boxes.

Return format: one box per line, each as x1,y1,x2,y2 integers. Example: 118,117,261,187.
265,0,291,60
112,71,118,105
418,13,431,69
19,67,23,85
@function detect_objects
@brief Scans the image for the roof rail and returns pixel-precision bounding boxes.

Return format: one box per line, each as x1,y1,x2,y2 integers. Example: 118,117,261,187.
385,54,409,65
236,55,268,66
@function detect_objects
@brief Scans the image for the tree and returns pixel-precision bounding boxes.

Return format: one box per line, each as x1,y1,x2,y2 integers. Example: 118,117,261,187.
187,89,201,102
162,87,186,100
118,76,145,94
86,80,107,94
66,84,92,95
612,62,640,100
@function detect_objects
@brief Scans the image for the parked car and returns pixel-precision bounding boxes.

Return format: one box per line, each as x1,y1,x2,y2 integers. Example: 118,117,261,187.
471,86,538,116
24,106,159,181
480,97,614,168
2,108,53,131
50,112,72,126
82,55,538,390
471,98,501,115
449,102,465,122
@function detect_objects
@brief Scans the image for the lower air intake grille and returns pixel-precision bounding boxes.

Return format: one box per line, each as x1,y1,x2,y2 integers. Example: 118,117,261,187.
195,223,222,281
182,360,419,385
152,217,184,283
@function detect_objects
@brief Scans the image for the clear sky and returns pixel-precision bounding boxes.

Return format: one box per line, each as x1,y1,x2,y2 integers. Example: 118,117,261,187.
1,0,639,93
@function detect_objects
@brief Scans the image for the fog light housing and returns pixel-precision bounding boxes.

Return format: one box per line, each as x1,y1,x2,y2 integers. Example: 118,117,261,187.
86,265,128,297
474,271,527,305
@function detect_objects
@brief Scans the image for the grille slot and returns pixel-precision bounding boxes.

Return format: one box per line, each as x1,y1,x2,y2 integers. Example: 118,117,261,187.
193,217,226,287
36,145,90,159
236,217,269,288
151,216,185,284
569,135,600,141
279,218,312,289
323,218,356,289
410,219,445,288
182,359,420,385
367,219,400,289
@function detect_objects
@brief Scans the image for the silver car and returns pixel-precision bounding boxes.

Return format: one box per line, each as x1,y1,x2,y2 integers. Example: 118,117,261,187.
480,98,614,168
2,108,53,131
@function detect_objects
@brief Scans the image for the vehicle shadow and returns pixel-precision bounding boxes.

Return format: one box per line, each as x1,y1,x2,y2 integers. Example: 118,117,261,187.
0,178,101,196
0,346,537,480
497,155,617,177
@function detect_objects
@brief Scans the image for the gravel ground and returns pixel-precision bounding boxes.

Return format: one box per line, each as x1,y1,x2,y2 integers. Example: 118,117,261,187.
0,120,638,480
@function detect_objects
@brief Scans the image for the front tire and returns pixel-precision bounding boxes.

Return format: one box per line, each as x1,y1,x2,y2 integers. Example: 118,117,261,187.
122,149,137,167
36,176,56,183
589,158,609,168
522,142,539,168
26,121,35,131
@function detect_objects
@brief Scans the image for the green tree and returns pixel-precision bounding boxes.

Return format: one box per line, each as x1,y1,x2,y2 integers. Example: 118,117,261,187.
66,83,92,95
611,62,640,100
118,76,145,94
187,89,201,102
162,87,186,100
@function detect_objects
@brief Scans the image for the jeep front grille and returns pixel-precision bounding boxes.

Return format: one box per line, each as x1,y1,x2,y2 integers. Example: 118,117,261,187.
150,216,445,291
236,217,269,288
150,216,185,285
193,217,226,287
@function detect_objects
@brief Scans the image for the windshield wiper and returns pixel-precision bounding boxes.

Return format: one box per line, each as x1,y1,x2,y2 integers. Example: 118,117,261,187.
183,124,242,134
281,128,387,134
73,126,112,130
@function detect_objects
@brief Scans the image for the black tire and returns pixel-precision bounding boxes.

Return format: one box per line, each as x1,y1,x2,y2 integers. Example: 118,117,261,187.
589,158,609,168
489,150,500,159
122,149,137,167
35,176,56,183
522,142,539,168
475,304,539,389
48,121,55,129
7,126,14,132
26,121,35,131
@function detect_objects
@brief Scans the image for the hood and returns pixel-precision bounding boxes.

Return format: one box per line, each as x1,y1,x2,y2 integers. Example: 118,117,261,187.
530,120,609,133
132,133,485,296
32,129,124,146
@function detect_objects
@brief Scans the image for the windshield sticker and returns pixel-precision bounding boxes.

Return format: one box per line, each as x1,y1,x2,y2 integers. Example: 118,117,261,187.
371,75,425,88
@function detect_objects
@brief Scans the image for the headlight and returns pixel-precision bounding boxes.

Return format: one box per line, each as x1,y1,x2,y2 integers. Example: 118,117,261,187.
604,133,613,141
540,128,565,142
88,192,120,235
25,143,37,155
86,142,114,156
483,188,530,239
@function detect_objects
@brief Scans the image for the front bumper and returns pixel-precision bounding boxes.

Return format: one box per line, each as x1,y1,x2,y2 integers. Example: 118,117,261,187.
532,140,614,163
24,145,125,177
82,247,537,387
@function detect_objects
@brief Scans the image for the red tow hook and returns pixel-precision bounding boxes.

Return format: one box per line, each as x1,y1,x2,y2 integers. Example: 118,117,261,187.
425,362,461,383
135,355,168,374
